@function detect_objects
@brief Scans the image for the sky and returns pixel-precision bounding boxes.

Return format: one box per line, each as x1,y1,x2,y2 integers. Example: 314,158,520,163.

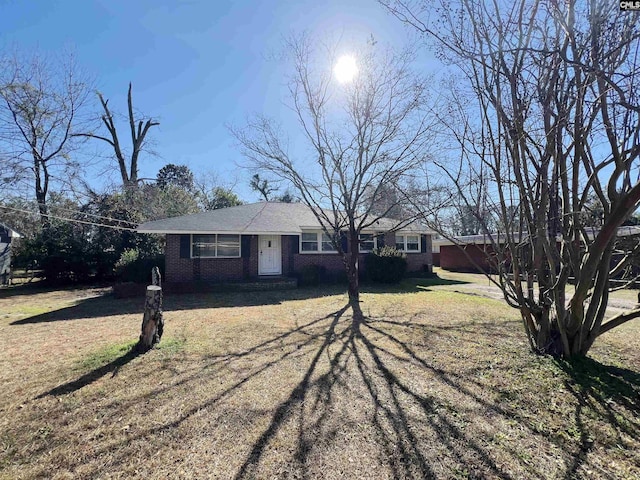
0,0,436,201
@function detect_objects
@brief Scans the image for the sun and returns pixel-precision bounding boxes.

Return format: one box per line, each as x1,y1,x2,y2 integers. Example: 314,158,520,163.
334,55,358,83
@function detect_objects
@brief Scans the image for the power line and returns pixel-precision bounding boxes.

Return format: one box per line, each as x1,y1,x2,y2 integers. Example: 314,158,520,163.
0,205,139,232
1,200,138,226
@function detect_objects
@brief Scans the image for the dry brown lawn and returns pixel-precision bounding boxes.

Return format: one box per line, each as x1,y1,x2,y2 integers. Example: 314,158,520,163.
0,276,638,479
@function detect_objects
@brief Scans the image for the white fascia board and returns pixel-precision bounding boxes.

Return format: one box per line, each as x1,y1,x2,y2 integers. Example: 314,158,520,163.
137,229,302,235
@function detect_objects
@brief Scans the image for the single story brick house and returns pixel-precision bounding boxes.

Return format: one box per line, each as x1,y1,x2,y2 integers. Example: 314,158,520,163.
137,202,433,283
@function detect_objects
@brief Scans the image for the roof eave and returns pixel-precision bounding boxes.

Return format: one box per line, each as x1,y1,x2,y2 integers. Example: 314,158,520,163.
137,229,303,235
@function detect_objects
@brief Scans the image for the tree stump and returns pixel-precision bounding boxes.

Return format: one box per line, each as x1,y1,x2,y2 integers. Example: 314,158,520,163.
137,268,164,352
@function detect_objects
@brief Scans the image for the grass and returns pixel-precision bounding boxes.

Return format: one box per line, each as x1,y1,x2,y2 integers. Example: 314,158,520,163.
0,275,638,479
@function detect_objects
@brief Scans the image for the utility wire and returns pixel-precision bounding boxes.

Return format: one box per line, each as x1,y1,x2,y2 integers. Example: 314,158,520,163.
0,205,139,232
0,200,138,226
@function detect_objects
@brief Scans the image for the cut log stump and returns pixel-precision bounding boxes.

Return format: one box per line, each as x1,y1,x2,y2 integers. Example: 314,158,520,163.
137,267,164,353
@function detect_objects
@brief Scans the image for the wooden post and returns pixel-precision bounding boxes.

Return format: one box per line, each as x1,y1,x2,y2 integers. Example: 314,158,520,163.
137,267,164,352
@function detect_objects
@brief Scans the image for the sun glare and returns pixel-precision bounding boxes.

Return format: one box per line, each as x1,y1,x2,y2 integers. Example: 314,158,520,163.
334,55,358,83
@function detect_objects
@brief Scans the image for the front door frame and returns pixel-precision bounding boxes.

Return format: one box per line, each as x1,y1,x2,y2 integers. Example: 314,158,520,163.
258,235,282,275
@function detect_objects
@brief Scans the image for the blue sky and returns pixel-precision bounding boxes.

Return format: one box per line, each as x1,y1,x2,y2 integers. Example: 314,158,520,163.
0,0,433,201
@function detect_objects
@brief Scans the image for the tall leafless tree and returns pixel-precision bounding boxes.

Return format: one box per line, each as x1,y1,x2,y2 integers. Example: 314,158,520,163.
232,35,434,319
385,0,640,357
250,173,277,201
78,83,159,189
0,52,90,227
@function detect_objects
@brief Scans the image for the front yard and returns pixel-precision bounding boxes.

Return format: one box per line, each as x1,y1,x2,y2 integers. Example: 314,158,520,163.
0,273,638,479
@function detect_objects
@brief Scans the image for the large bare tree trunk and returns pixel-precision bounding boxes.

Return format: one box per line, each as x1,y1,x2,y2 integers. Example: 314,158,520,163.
77,83,159,189
345,230,363,322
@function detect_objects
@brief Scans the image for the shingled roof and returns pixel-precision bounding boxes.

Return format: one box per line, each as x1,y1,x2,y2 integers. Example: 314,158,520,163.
137,202,428,235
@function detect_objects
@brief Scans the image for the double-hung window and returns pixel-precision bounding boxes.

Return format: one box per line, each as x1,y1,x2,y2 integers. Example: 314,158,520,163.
301,232,319,252
192,234,240,258
321,233,337,252
301,231,337,253
395,234,420,253
358,233,376,253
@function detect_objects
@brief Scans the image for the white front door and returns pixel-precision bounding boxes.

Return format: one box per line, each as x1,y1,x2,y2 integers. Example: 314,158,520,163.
258,235,282,275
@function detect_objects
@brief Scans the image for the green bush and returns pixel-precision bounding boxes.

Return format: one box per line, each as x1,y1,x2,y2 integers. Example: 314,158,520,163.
114,248,165,284
18,223,93,283
365,246,407,283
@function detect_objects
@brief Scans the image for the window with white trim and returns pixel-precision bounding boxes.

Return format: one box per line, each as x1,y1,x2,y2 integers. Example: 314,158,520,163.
321,233,337,252
192,234,240,258
300,231,338,253
395,234,420,253
358,233,377,253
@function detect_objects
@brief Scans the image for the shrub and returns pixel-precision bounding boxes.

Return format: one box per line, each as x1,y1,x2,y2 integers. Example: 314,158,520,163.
114,248,165,284
18,224,94,284
365,246,407,283
298,264,326,286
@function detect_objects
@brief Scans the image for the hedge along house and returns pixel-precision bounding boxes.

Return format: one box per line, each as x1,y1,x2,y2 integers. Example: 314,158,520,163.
137,202,433,284
0,223,21,286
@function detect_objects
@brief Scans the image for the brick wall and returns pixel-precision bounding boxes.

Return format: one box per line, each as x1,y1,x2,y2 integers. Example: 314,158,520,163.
165,234,191,282
166,232,434,282
385,231,433,274
405,252,433,273
165,234,258,282
440,244,495,272
293,251,347,275
407,233,433,274
289,232,433,277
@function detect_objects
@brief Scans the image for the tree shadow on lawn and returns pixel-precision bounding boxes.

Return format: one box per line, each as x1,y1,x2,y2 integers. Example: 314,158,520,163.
555,357,640,480
361,275,470,294
198,313,640,479
0,282,76,299
9,278,450,325
36,347,140,398
22,292,637,479
9,285,348,325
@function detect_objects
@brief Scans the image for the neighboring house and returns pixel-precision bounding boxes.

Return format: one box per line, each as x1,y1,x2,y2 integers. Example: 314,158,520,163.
137,202,433,283
434,226,640,273
432,234,500,272
0,223,21,285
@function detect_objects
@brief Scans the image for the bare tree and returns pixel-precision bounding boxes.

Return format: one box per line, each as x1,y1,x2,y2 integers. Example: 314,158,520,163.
0,52,90,227
250,173,277,201
232,35,434,319
385,0,640,357
78,83,159,189
365,182,406,220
